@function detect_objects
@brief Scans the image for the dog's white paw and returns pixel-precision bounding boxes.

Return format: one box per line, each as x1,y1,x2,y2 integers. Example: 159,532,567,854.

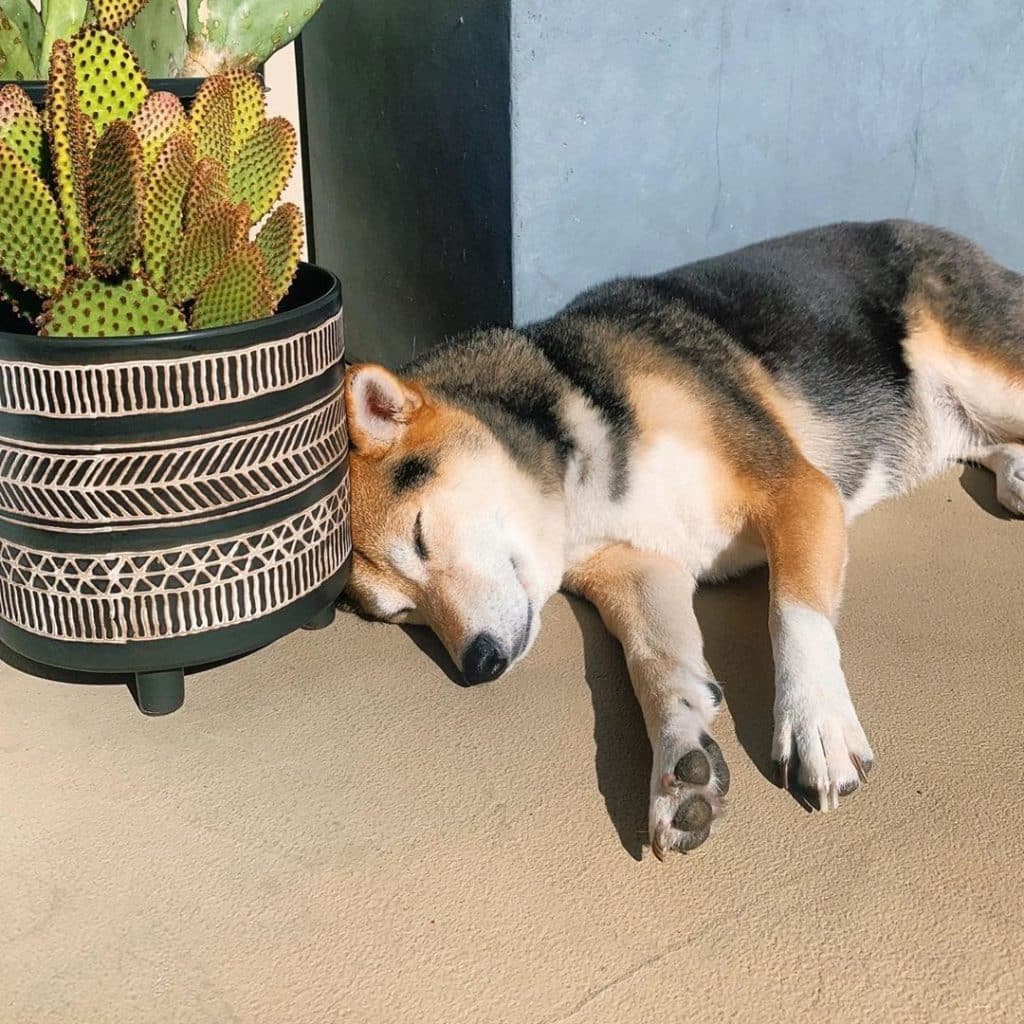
647,679,730,860
994,459,1024,516
772,687,873,811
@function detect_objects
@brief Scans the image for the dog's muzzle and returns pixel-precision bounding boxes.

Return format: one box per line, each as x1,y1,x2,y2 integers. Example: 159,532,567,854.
461,633,509,685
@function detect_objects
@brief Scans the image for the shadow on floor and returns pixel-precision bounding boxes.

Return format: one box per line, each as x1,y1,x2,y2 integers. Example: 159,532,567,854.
567,595,649,861
400,624,465,686
958,462,1015,520
0,641,258,714
0,642,131,686
568,569,780,859
693,568,776,784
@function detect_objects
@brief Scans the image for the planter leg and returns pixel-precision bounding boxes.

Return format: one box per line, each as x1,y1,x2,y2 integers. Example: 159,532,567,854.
133,669,185,716
303,604,336,631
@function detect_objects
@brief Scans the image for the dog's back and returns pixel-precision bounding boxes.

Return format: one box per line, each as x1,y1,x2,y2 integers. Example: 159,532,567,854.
490,219,1024,515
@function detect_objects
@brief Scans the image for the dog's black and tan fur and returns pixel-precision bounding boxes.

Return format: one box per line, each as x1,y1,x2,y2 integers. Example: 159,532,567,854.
343,220,1024,859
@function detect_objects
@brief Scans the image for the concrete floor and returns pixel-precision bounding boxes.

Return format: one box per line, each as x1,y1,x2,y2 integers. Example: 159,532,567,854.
2,467,1023,1023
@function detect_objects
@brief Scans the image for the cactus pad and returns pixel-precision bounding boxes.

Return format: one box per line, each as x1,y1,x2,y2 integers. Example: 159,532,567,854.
0,84,42,173
190,73,232,166
190,242,273,330
0,17,309,339
223,70,264,161
2,1,42,74
166,199,249,306
0,139,64,296
38,276,187,336
88,119,143,277
40,0,87,75
92,0,148,34
0,4,38,81
254,202,302,308
119,0,187,79
71,28,148,134
184,155,231,228
131,91,188,171
229,116,296,224
142,130,194,290
186,0,325,74
46,40,91,270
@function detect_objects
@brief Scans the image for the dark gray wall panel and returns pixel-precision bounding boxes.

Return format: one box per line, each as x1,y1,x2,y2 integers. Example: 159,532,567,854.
300,2,512,366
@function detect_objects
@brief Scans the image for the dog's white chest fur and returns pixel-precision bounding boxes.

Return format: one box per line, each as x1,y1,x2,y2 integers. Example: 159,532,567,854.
563,393,741,575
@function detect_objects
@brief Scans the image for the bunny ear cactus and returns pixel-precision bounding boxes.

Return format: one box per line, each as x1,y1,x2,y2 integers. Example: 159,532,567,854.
0,27,304,338
71,27,149,132
38,276,186,335
256,202,303,307
0,137,65,295
130,89,189,171
45,38,92,269
92,0,149,34
185,155,230,226
87,118,144,276
0,83,43,172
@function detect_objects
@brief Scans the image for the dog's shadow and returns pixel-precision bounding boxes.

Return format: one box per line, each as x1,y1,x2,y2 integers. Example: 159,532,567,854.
958,462,1016,520
569,569,776,860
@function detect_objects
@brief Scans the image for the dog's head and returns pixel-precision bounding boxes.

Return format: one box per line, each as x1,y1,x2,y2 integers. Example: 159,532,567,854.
342,364,565,683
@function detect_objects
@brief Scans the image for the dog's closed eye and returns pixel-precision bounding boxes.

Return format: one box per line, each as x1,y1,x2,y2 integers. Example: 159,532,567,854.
413,511,429,561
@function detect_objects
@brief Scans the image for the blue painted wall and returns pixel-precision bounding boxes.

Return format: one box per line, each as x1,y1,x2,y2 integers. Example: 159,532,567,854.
511,1,1024,322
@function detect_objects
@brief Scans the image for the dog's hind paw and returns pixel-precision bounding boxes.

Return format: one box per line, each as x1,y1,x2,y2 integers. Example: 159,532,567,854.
649,730,730,860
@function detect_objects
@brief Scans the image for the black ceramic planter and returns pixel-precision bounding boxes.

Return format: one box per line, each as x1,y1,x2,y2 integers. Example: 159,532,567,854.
0,263,351,714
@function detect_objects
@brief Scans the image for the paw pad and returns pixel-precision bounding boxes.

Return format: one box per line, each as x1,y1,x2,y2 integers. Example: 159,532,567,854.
674,749,711,786
673,793,713,833
700,733,731,795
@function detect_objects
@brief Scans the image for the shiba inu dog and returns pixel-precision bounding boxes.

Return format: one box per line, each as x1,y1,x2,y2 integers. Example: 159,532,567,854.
341,220,1024,860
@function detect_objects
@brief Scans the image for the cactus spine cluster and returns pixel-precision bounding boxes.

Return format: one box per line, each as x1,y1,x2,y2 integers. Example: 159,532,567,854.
0,0,324,80
0,27,303,337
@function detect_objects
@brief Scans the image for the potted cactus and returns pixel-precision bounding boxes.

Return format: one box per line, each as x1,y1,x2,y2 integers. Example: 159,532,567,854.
0,28,350,715
0,0,323,83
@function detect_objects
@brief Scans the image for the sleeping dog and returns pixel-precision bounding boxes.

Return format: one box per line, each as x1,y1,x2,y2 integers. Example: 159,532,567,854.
341,220,1023,859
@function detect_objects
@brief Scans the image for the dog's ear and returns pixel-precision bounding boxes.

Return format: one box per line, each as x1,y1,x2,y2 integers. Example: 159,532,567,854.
344,364,424,456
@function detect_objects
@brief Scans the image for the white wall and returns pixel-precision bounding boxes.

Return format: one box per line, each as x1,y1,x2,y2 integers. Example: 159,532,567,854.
264,45,308,258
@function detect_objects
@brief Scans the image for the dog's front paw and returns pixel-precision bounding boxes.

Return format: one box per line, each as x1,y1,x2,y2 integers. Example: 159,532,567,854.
649,724,730,860
772,687,873,811
994,459,1024,516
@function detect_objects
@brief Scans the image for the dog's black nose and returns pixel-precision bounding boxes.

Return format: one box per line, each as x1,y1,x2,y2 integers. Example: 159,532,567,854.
462,633,509,684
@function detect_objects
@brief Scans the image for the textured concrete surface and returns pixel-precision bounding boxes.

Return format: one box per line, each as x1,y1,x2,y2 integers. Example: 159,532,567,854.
511,2,1024,322
2,468,1023,1023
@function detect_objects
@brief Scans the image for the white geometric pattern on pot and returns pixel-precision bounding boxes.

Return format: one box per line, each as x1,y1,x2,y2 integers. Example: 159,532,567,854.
0,387,348,528
0,313,341,419
0,479,351,643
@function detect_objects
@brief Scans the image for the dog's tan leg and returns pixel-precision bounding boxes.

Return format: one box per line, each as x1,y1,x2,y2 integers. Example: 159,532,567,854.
566,544,729,860
758,464,874,810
